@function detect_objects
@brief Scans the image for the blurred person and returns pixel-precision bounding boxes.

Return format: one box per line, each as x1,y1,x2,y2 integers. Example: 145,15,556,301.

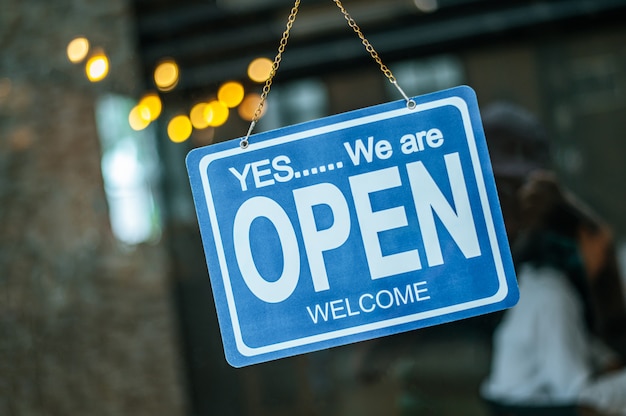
482,102,626,350
481,101,551,243
481,171,626,416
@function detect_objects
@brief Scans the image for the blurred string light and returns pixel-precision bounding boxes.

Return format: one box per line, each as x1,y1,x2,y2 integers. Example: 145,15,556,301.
205,100,229,127
66,40,280,146
127,58,278,144
247,57,273,83
179,81,245,138
85,49,109,82
128,93,162,131
190,102,209,129
66,37,90,63
218,81,245,107
138,93,162,121
66,36,109,83
167,115,192,143
238,93,265,122
128,106,150,131
154,59,179,91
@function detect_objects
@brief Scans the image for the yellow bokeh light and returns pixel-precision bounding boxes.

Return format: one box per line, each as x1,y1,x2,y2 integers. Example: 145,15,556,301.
67,37,90,63
138,105,151,121
247,57,273,83
217,81,244,108
167,115,192,143
203,104,213,124
85,51,109,82
138,93,162,121
154,60,179,91
238,93,266,121
205,100,229,127
190,103,209,129
129,106,151,131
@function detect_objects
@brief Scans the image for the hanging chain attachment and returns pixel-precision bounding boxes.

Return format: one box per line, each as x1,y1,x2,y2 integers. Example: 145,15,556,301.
392,80,417,110
241,0,416,149
241,0,301,149
332,0,416,110
240,121,254,149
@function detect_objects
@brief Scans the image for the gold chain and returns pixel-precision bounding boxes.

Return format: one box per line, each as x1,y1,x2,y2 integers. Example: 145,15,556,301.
332,0,397,84
242,0,410,148
251,0,301,124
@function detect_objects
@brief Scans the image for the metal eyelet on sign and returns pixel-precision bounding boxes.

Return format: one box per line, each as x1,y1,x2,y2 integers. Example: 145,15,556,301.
390,80,416,110
240,120,256,149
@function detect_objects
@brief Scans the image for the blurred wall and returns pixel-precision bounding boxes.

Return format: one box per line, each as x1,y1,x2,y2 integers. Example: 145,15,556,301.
0,1,186,415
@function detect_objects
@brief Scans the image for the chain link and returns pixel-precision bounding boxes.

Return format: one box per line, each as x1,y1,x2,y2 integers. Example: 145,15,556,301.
242,0,413,149
252,0,300,124
332,0,397,84
241,0,300,148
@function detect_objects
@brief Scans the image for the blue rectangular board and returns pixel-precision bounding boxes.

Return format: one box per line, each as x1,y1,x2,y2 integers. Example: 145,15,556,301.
186,85,518,367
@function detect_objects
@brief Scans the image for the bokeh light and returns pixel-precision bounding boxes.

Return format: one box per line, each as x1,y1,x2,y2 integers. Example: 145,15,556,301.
414,0,439,13
218,81,244,108
238,93,266,121
138,93,162,121
247,57,273,83
128,105,151,131
85,51,109,82
167,115,192,143
67,37,90,63
154,60,179,91
190,102,209,129
205,100,229,127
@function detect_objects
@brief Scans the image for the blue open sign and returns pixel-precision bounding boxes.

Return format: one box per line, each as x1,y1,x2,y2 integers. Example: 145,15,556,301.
186,85,518,367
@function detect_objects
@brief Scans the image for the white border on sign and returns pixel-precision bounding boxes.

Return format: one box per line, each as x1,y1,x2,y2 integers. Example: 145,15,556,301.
198,96,508,357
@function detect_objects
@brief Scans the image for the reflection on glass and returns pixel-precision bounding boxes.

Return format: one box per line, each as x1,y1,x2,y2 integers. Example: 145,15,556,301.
260,78,328,130
95,94,162,245
387,55,464,97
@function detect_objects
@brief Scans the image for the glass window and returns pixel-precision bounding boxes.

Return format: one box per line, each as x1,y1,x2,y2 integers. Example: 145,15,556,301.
259,78,329,131
387,55,465,97
95,94,162,245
